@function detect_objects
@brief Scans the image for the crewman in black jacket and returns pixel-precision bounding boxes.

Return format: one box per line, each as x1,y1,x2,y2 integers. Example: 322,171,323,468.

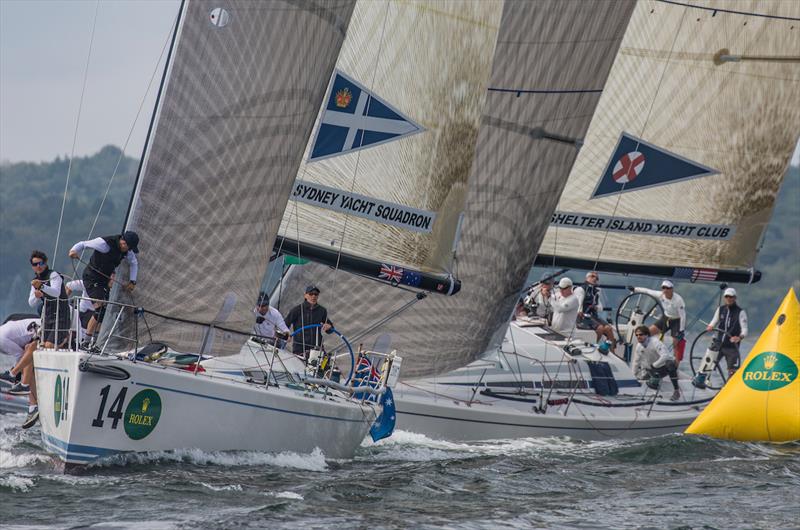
283,285,333,358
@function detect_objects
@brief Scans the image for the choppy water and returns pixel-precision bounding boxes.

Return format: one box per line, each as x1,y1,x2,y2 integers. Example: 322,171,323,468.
1,412,798,530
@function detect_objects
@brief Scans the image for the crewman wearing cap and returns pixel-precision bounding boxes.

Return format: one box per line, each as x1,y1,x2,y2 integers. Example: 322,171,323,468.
706,287,748,377
283,284,334,358
68,231,140,350
629,280,686,359
549,277,580,335
252,292,289,346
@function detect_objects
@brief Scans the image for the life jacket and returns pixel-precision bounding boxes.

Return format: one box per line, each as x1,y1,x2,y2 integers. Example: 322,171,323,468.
718,303,743,346
581,283,600,316
84,235,126,283
35,267,70,323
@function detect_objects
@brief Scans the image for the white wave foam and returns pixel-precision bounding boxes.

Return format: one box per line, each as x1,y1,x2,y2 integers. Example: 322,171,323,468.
92,446,328,471
0,474,35,492
264,491,304,500
198,481,243,492
0,449,50,468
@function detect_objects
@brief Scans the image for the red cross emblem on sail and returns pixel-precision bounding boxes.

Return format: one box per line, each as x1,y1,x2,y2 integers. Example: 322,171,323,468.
612,151,645,184
379,264,404,283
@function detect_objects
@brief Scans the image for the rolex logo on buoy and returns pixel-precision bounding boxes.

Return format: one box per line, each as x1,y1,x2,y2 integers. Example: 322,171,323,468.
742,351,798,391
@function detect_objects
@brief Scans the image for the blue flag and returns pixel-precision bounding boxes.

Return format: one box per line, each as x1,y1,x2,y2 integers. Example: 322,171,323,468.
590,132,718,199
309,70,423,161
370,387,396,442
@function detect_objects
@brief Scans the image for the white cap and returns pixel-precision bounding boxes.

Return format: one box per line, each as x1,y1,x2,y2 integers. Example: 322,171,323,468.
724,287,737,297
661,280,674,288
558,277,573,289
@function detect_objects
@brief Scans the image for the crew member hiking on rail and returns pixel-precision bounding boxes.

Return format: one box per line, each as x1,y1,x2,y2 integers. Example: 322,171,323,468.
68,231,139,350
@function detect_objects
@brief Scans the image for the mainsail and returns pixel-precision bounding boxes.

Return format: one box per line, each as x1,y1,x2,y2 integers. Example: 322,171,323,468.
112,0,356,355
275,0,636,377
537,0,800,284
275,0,507,295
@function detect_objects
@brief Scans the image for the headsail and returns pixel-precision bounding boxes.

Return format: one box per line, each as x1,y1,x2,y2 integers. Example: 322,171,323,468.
276,0,507,295
275,0,636,377
112,0,356,355
537,0,800,284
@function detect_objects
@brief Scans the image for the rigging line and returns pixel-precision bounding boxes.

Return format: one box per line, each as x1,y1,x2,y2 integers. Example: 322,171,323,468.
488,87,603,96
590,6,689,273
328,0,392,308
82,14,175,254
53,0,101,271
655,0,800,22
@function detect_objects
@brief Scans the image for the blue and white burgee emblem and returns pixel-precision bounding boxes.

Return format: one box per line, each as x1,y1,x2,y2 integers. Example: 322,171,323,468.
590,132,718,199
309,70,424,161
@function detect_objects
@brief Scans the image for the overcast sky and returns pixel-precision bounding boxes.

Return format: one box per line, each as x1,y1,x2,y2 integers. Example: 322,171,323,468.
1,0,798,167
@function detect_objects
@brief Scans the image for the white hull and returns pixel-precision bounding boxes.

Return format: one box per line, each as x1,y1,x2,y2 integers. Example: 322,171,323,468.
393,321,716,441
34,349,379,466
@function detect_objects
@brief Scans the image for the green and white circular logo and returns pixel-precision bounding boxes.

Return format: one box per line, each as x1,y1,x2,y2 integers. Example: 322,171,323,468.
53,375,63,427
123,389,162,440
742,351,798,392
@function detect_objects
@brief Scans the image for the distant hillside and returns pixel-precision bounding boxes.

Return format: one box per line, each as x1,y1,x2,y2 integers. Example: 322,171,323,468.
0,146,137,315
0,147,798,337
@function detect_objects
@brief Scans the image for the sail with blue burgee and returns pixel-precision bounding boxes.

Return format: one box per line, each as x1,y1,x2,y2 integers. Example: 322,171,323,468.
370,387,396,442
309,70,423,161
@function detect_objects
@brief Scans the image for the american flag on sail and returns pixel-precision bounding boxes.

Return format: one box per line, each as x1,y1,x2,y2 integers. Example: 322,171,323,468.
379,263,404,283
674,267,718,282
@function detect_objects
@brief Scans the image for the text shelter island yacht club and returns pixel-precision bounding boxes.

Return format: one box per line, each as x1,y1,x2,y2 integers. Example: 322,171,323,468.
269,0,799,441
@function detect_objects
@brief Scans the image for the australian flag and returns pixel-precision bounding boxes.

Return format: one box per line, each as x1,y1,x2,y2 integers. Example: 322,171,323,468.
309,70,423,161
591,132,718,199
369,387,397,442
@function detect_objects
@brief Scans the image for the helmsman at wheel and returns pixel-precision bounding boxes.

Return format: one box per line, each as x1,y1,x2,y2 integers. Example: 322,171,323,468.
68,231,139,349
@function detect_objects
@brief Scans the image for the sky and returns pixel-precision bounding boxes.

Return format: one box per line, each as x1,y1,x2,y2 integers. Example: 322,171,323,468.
1,0,798,166
0,0,180,164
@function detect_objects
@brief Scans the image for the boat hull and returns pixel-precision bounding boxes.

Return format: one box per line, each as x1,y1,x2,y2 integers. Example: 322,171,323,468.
34,349,377,465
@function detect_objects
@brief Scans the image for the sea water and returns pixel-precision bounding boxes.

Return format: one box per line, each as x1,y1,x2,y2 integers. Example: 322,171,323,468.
1,413,798,529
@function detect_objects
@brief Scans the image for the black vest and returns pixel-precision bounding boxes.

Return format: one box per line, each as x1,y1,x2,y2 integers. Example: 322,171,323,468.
718,304,743,345
581,283,600,316
84,235,125,283
36,267,69,322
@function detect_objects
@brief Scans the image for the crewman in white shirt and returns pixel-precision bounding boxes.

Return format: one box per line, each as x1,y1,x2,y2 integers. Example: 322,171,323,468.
253,293,289,346
630,280,686,359
550,277,580,335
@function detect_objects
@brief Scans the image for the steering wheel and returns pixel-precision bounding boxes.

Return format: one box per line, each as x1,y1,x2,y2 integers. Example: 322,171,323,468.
615,291,664,347
289,324,355,385
689,329,728,390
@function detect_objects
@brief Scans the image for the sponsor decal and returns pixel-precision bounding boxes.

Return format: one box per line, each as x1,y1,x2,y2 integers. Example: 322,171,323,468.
550,211,734,241
742,351,798,391
591,132,718,199
292,180,436,233
123,389,162,440
54,375,62,427
309,70,424,161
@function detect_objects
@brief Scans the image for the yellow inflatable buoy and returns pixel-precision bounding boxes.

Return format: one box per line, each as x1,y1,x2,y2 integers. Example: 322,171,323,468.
686,289,800,442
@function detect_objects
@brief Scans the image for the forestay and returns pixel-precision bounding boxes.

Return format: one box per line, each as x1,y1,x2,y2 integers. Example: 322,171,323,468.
112,0,356,355
276,0,635,377
537,0,800,284
276,0,505,295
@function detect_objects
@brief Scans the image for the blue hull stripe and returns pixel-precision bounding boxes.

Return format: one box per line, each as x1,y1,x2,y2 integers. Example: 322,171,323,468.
133,381,366,423
397,409,692,431
41,433,120,463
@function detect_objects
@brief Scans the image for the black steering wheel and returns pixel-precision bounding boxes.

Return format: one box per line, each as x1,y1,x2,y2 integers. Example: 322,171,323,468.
615,291,664,346
689,329,728,390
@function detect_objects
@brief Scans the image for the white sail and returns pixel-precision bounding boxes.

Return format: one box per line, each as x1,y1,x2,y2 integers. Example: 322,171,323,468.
276,0,505,294
113,0,356,355
537,0,800,283
275,0,636,377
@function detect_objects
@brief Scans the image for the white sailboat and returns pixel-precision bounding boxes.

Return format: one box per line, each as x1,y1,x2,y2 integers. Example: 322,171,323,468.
31,0,397,467
273,0,800,441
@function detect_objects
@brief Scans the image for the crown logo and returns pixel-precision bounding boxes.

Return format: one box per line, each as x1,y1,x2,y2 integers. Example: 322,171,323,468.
335,87,352,108
142,397,151,412
763,353,778,370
